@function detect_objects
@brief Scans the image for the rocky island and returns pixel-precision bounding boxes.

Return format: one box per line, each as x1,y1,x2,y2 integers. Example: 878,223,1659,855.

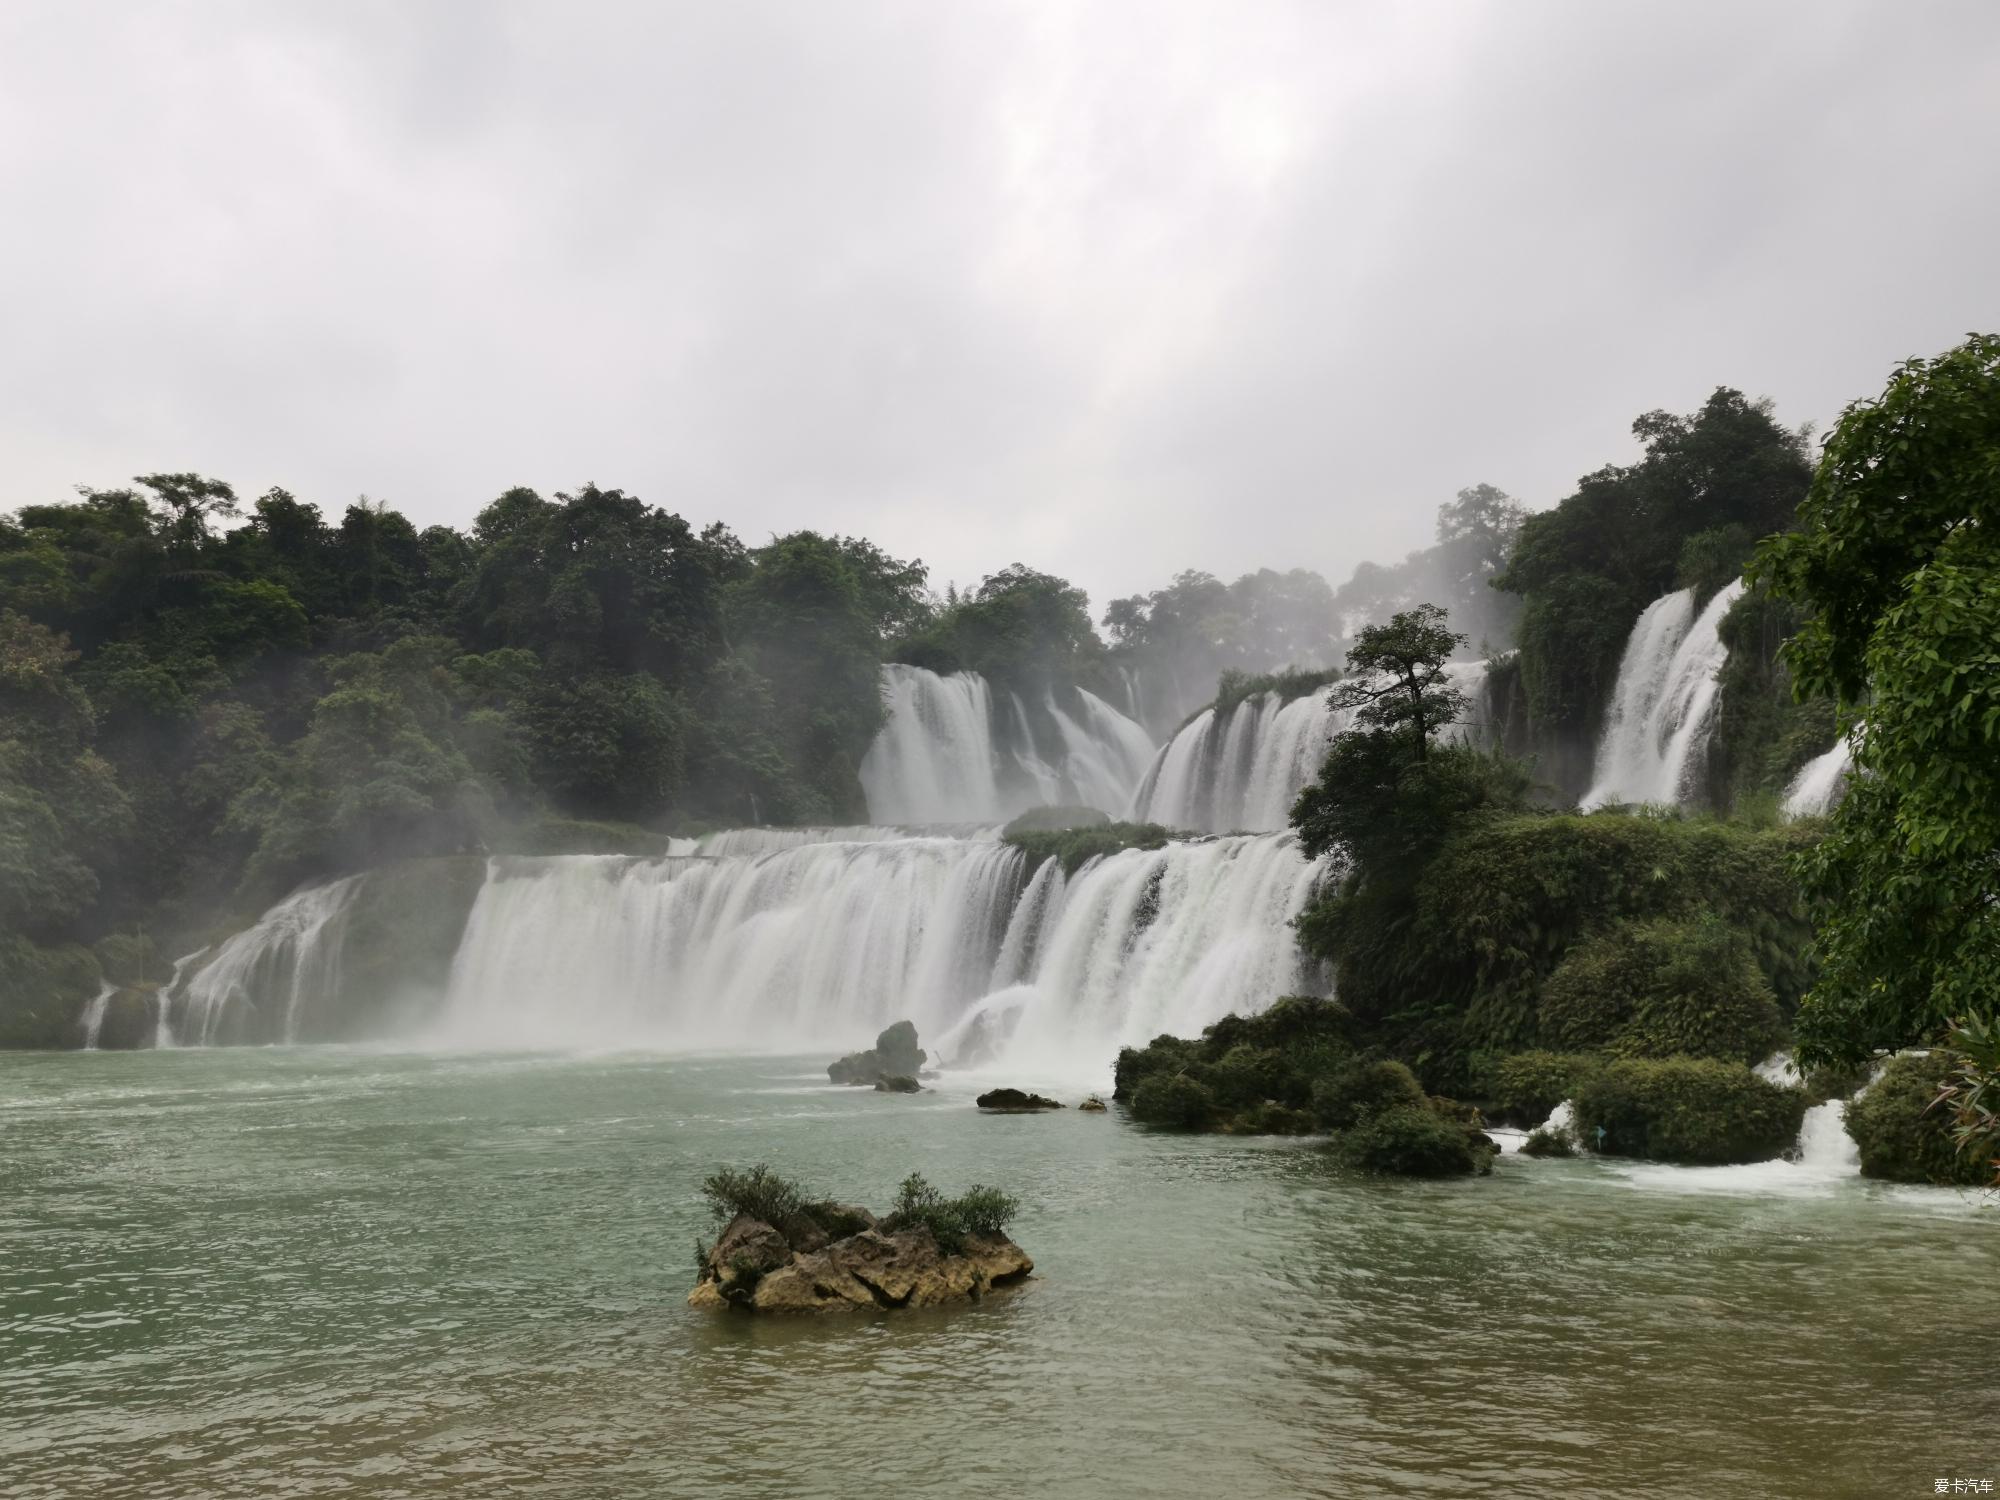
688,1165,1031,1314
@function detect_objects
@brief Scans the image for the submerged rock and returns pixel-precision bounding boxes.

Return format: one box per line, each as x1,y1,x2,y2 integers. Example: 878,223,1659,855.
828,1019,928,1086
975,1088,1064,1112
690,1219,1032,1315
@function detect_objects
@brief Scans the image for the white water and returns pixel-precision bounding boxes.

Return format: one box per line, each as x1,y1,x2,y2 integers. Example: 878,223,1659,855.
78,982,114,1050
157,825,1327,1078
1582,581,1745,810
859,664,1156,824
1781,737,1854,819
1132,692,1351,834
165,877,363,1045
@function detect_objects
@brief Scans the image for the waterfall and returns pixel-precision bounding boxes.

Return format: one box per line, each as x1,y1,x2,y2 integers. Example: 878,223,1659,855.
152,826,1327,1072
165,877,363,1045
859,663,1156,824
1782,738,1854,819
1132,693,1350,834
1581,581,1745,810
79,982,113,1050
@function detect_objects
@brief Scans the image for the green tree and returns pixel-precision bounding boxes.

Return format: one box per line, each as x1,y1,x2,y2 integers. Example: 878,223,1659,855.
1754,333,2000,1068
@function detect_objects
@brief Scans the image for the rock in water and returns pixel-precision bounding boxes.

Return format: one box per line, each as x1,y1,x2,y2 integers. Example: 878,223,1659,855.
827,1019,929,1085
975,1088,1064,1112
874,1075,921,1093
1078,1095,1107,1112
690,1217,1032,1315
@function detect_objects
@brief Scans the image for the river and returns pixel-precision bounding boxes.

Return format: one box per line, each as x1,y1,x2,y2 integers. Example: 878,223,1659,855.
2,1048,1993,1499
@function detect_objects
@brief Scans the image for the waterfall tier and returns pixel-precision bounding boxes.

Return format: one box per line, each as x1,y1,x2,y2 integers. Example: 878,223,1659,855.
859,664,1156,825
1781,738,1854,820
1131,693,1351,834
1582,581,1745,810
158,829,1328,1071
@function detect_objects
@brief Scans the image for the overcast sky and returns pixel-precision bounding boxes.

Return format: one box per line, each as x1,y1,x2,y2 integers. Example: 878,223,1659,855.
3,1,1996,613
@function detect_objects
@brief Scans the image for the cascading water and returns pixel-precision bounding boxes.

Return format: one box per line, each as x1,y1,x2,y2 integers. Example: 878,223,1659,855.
1581,581,1745,810
858,663,1155,824
155,826,1328,1076
1132,693,1351,834
78,982,113,1050
1781,738,1854,819
165,877,363,1045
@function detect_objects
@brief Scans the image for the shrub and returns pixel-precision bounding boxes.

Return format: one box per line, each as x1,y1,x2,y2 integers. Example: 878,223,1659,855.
1206,1045,1309,1110
1571,1057,1807,1165
1113,1034,1201,1100
1491,1051,1605,1125
1004,821,1179,876
1130,1072,1217,1129
701,1164,812,1240
1333,1105,1489,1176
1520,1125,1577,1158
1844,1053,1989,1187
1540,916,1784,1065
884,1173,1019,1253
1311,1059,1427,1129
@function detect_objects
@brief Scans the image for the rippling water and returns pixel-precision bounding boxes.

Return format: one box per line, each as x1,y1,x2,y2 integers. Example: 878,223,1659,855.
3,1049,1994,1498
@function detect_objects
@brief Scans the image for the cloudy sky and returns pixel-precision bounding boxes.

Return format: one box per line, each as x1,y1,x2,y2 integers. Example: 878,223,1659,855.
3,1,1996,613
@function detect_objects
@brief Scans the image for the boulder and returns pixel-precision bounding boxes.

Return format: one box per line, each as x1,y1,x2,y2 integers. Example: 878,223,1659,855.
827,1019,929,1085
976,1087,1064,1112
874,1075,922,1094
1077,1095,1108,1113
689,1212,1033,1315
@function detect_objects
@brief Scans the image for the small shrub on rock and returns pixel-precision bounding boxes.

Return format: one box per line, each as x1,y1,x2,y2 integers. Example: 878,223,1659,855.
1571,1057,1807,1165
1844,1053,1989,1187
1311,1059,1427,1129
1333,1105,1490,1177
1206,1044,1309,1110
1520,1125,1577,1158
883,1173,1020,1253
1492,1051,1605,1126
1130,1072,1217,1129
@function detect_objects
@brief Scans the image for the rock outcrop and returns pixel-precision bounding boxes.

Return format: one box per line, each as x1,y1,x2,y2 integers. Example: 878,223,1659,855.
874,1075,922,1093
1078,1095,1107,1112
828,1019,928,1086
975,1087,1064,1111
689,1212,1032,1314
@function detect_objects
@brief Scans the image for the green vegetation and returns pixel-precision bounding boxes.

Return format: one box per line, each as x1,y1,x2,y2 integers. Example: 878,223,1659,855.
1114,999,1494,1175
883,1174,1020,1253
1488,1052,1605,1127
1754,334,2000,1079
1843,1053,1989,1188
1571,1057,1807,1166
1003,820,1178,876
1327,484,1527,663
1492,390,1812,791
1211,665,1342,715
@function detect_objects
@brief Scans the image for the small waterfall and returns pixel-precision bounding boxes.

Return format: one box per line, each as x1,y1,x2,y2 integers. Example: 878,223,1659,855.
1782,738,1854,819
79,982,114,1050
859,663,1156,823
1582,581,1745,810
166,877,363,1045
1132,692,1350,833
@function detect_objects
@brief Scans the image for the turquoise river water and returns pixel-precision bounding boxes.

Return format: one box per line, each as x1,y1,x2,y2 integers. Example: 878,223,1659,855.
2,1048,1994,1499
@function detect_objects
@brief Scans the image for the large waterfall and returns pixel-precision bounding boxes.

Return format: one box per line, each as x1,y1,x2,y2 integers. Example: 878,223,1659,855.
157,829,1328,1072
1131,693,1351,834
1582,581,1745,810
859,663,1156,824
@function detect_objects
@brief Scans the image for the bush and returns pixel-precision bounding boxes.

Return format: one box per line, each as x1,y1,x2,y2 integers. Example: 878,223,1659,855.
1540,916,1785,1065
1571,1057,1807,1165
0,935,100,1049
884,1173,1020,1253
1113,1033,1201,1100
701,1164,812,1240
1311,1059,1427,1129
1130,1072,1217,1129
1205,1045,1309,1110
1004,821,1178,875
1844,1053,1989,1187
1333,1105,1489,1176
1520,1125,1577,1157
1491,1051,1604,1125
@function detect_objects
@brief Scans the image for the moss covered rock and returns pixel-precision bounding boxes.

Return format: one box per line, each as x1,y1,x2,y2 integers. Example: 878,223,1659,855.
1844,1053,1989,1187
1539,916,1785,1065
0,936,101,1049
1572,1056,1807,1165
